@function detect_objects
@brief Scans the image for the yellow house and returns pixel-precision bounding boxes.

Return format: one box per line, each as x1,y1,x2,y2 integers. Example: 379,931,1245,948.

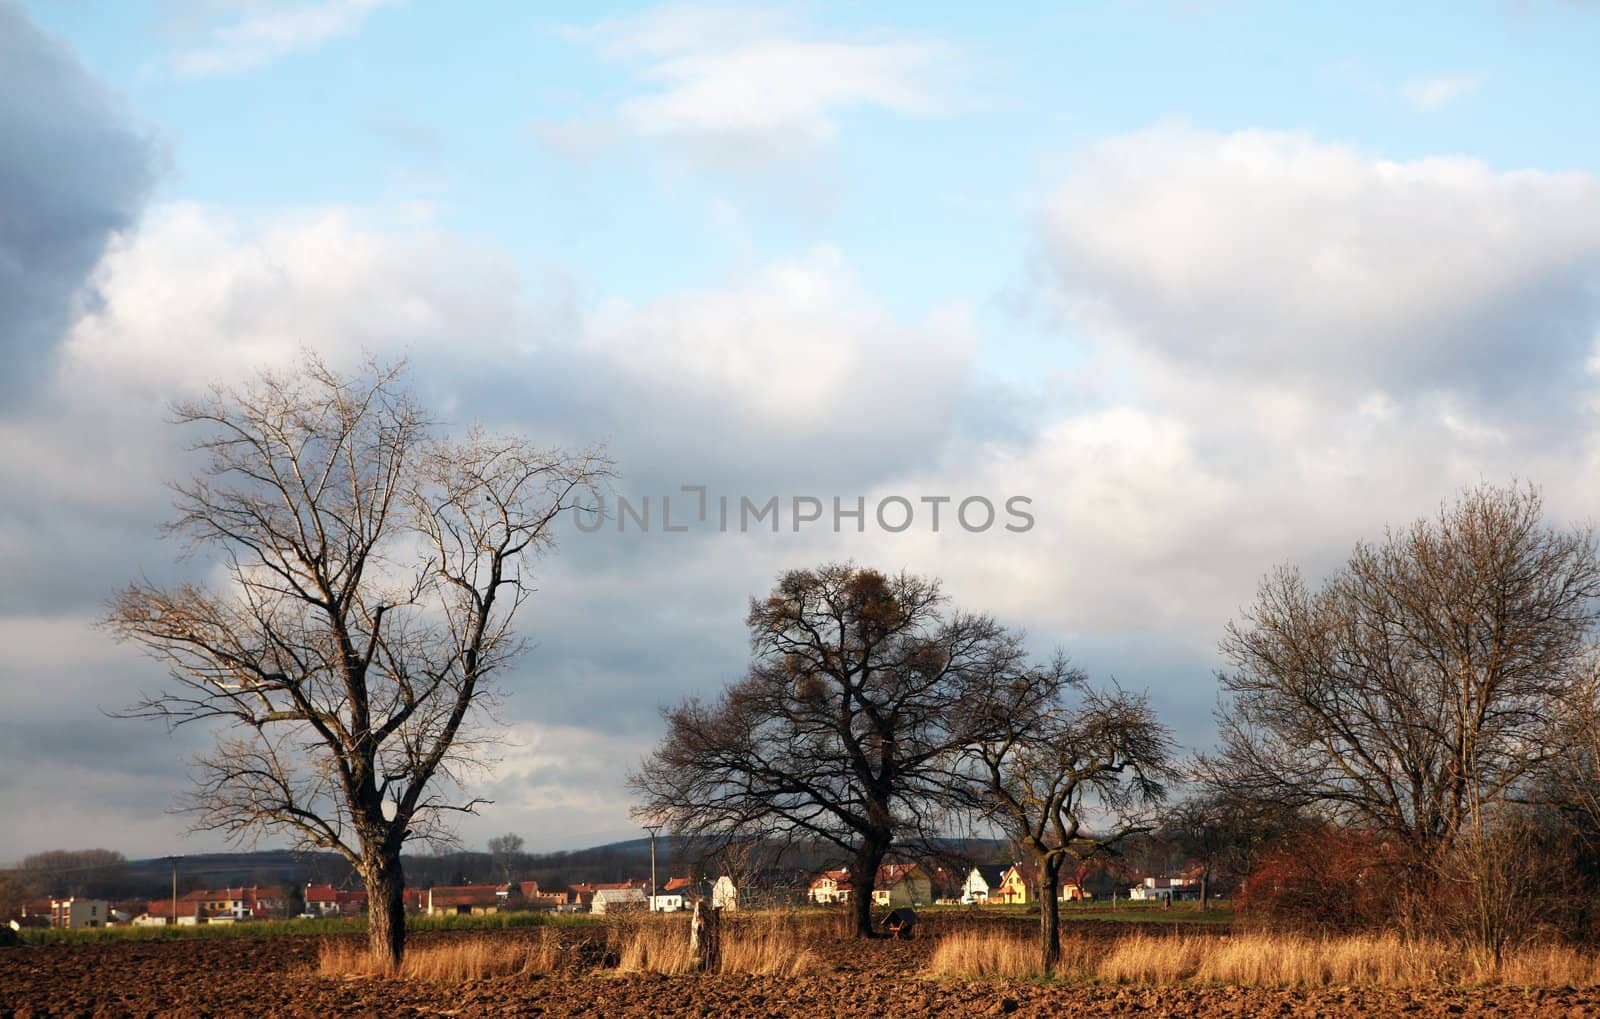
995,864,1031,904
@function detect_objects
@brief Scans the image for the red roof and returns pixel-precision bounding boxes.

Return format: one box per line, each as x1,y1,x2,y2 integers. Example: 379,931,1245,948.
810,869,852,891
663,877,695,892
428,885,501,908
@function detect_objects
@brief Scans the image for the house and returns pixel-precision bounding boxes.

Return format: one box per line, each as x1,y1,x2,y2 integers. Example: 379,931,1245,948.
710,875,738,911
995,863,1034,904
961,866,1005,905
808,869,853,905
1128,876,1200,902
569,881,648,912
871,864,932,908
250,885,294,919
651,877,695,913
49,898,109,929
198,888,256,921
591,887,647,914
304,884,368,917
426,884,503,916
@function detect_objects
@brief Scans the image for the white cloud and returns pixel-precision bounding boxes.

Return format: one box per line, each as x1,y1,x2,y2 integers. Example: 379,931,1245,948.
1042,125,1600,411
1401,72,1487,111
555,3,958,158
173,0,396,78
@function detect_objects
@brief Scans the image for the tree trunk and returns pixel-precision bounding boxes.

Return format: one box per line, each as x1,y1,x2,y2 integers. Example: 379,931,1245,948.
851,841,888,939
1199,871,1209,912
363,851,406,970
1038,856,1063,971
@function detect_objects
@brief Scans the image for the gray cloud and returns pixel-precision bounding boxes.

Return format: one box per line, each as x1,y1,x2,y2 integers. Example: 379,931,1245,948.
0,2,157,411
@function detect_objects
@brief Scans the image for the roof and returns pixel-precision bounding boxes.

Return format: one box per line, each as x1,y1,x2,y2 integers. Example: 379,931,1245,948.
966,865,1006,889
876,863,925,888
662,877,696,892
569,881,647,894
809,869,852,890
429,885,501,908
593,887,646,902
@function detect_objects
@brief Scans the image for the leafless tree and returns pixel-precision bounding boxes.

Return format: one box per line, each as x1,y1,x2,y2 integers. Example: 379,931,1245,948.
966,670,1176,968
488,833,528,883
1208,482,1600,909
105,356,610,966
630,564,1031,938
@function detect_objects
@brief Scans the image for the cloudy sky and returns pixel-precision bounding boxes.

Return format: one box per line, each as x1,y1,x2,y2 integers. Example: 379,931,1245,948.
3,0,1600,862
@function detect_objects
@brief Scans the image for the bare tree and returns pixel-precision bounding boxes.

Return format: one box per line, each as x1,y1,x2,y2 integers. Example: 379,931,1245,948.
967,671,1176,968
630,564,1029,938
1209,482,1600,907
488,833,527,883
106,356,609,966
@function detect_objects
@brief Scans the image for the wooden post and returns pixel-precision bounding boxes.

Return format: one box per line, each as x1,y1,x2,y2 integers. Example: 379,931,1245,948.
690,901,722,972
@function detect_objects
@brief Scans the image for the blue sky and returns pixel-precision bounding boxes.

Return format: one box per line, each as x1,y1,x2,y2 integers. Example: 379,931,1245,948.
4,0,1600,858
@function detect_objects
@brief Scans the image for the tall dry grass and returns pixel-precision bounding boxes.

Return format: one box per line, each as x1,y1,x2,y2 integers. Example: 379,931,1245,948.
318,930,570,981
613,912,818,977
927,930,1600,988
319,912,820,982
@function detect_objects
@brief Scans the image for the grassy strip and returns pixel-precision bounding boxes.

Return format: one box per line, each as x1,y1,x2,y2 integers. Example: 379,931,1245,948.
18,910,595,946
925,902,1233,925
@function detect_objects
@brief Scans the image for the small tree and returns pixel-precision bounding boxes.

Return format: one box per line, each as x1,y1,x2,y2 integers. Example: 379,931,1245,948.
106,357,609,966
967,672,1176,969
631,564,1028,938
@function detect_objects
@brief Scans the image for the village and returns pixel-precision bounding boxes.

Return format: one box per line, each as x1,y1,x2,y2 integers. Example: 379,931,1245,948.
13,861,1203,930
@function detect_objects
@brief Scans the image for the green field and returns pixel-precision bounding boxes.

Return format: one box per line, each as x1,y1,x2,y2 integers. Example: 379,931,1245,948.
16,910,597,946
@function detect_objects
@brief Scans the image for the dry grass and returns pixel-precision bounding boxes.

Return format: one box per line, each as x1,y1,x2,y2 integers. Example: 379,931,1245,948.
614,912,819,977
319,913,820,983
317,930,569,981
928,930,1600,988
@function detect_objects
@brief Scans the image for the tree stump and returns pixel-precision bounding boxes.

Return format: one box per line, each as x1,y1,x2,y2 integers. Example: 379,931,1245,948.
690,902,722,971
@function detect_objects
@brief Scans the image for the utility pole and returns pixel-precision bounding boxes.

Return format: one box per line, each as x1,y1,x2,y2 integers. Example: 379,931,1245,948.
643,824,662,912
164,856,181,927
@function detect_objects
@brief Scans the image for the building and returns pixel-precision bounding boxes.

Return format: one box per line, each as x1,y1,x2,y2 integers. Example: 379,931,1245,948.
871,864,932,908
304,884,367,917
808,869,853,905
50,898,109,929
651,877,695,913
1128,876,1200,902
568,881,648,912
960,866,1004,904
591,887,647,914
427,884,504,916
995,864,1032,904
710,875,738,911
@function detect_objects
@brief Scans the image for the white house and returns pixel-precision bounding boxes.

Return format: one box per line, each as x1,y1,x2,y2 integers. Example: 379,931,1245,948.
50,898,108,929
711,875,738,911
808,869,852,904
960,866,1004,905
1128,876,1199,902
591,887,648,914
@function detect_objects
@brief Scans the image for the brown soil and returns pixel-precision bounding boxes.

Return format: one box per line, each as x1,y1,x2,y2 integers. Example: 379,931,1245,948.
4,916,1600,1018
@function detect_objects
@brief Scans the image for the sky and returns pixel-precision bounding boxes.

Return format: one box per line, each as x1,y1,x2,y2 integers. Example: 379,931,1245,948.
3,0,1600,862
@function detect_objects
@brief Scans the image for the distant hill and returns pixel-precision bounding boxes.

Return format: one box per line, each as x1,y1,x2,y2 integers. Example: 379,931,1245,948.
8,835,1015,902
